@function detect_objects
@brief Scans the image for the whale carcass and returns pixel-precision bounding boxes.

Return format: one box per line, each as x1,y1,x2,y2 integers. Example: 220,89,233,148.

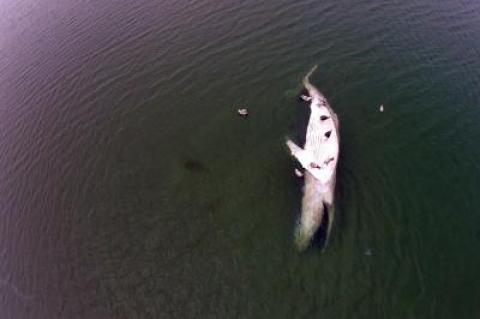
286,66,339,250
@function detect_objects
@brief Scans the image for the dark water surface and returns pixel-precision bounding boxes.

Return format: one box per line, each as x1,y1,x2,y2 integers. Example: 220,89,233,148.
2,0,480,318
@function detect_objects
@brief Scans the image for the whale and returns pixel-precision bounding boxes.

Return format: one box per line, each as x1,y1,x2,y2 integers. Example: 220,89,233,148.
286,66,339,251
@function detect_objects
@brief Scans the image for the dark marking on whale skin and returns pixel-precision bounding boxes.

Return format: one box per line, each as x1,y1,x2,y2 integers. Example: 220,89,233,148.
324,130,332,138
310,162,321,169
320,115,329,121
324,157,335,165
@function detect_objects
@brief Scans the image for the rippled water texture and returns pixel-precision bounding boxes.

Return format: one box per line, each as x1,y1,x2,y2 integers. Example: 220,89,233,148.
2,0,480,318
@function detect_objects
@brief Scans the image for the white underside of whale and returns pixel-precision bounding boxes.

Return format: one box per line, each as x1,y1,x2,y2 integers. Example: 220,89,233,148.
287,89,339,189
287,99,339,187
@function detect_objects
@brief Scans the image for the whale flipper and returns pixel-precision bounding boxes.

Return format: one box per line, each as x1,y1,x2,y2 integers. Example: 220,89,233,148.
286,139,312,166
286,139,323,178
286,139,303,156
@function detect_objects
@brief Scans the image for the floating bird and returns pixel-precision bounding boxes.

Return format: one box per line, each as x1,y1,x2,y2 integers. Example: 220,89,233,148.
300,94,312,102
237,108,248,117
379,104,384,112
294,168,303,177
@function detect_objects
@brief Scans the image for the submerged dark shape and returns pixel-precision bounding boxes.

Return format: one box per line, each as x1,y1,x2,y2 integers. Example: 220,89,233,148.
183,159,206,172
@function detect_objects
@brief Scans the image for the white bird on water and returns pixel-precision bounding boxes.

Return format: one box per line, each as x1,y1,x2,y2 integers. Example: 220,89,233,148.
237,108,248,117
300,94,312,102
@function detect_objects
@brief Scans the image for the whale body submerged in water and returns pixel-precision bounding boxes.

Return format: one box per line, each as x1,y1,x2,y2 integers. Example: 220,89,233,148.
287,66,339,251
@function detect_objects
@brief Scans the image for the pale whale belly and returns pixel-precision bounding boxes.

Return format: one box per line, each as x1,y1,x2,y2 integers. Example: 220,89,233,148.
304,100,339,185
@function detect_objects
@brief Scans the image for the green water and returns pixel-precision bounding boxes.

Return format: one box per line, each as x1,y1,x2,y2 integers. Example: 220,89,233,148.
1,0,480,318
